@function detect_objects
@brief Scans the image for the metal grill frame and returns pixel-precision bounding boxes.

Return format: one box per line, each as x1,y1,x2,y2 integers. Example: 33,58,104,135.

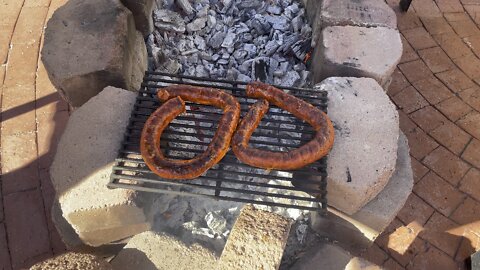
108,71,329,213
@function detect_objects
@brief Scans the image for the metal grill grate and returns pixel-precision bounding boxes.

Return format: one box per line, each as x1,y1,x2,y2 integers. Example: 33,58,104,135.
108,71,329,212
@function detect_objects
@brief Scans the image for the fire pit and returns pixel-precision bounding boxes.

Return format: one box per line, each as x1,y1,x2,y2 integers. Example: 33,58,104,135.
42,0,409,268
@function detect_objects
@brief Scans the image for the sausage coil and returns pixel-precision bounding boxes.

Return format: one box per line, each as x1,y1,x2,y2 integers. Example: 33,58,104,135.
231,82,335,170
140,85,241,179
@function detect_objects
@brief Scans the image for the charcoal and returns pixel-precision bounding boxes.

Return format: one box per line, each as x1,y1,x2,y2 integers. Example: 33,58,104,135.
194,35,206,50
251,14,271,35
265,40,279,56
207,15,217,28
197,6,209,17
176,0,194,15
212,54,220,61
195,65,209,77
221,31,237,48
281,70,300,86
280,0,292,8
221,53,230,59
153,9,186,33
208,31,226,48
226,68,239,80
269,57,279,76
267,5,282,15
237,73,251,82
266,15,290,31
238,0,262,10
284,3,299,19
240,33,253,42
233,49,248,60
217,58,229,65
199,52,212,60
226,47,234,53
243,43,257,57
217,0,233,13
235,22,250,34
205,212,227,235
186,17,207,32
291,15,303,32
293,63,306,71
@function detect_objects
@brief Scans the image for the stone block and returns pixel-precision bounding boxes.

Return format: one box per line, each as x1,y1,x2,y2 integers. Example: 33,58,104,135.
320,0,397,29
290,241,382,270
50,86,153,246
120,0,155,36
42,0,147,107
111,231,218,270
310,133,413,252
217,205,292,270
50,201,126,256
313,26,402,87
316,77,399,215
29,252,113,270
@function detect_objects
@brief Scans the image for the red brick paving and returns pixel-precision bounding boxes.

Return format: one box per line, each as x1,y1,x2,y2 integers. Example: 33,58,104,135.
0,0,479,269
369,1,480,268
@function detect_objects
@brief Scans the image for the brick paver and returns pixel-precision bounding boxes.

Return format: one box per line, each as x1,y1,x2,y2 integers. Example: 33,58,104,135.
0,0,479,269
367,1,480,268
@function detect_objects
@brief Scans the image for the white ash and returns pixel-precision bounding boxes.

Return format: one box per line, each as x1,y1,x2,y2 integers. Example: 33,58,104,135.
147,0,313,87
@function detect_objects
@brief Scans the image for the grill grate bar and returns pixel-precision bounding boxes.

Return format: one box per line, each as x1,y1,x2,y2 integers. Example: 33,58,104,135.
109,72,329,213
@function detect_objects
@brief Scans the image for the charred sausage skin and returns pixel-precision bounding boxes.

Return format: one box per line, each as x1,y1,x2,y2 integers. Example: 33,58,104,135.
140,85,241,179
231,82,335,170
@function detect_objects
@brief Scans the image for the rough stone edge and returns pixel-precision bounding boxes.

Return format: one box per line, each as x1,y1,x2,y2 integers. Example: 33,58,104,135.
309,132,413,253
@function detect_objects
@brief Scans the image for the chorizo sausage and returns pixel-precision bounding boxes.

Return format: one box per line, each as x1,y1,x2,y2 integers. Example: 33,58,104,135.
140,85,241,179
231,82,334,170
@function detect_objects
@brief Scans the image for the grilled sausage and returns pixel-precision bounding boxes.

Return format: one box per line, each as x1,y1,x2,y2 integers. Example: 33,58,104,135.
231,82,335,170
140,85,241,179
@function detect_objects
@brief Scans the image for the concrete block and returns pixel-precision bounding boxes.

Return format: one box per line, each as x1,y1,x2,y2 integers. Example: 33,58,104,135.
50,200,127,256
290,241,382,270
42,0,147,107
29,252,113,270
50,86,153,246
120,0,155,36
310,133,413,252
321,0,397,29
111,231,218,270
317,77,399,215
313,26,402,87
217,205,292,270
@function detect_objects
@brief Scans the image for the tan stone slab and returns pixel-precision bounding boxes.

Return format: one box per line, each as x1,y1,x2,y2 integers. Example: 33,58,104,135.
78,223,151,247
3,43,40,87
315,26,402,87
317,77,399,214
11,6,49,45
218,205,292,270
50,86,152,246
111,231,218,270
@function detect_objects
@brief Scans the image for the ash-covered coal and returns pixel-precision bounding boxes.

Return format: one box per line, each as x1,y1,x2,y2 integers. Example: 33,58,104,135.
147,0,313,87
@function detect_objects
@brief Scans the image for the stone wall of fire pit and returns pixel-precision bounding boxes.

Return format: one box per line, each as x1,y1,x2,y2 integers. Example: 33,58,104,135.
41,0,409,268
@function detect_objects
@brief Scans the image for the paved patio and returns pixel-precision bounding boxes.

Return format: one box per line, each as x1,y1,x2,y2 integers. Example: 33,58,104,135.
0,0,479,269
